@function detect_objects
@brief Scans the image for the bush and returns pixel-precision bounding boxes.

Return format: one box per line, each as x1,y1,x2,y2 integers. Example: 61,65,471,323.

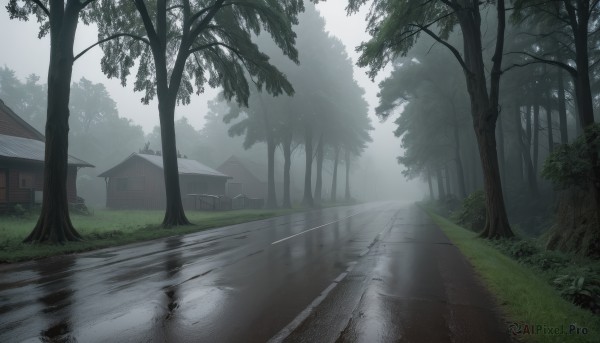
452,190,486,232
522,250,570,271
509,240,539,259
554,271,600,314
485,237,600,315
542,123,600,189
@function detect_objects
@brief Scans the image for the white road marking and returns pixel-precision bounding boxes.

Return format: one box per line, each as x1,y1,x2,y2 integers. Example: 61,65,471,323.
270,211,364,245
267,267,354,343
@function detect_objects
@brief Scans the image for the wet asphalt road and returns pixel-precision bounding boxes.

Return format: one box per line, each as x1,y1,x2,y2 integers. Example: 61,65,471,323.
0,202,510,342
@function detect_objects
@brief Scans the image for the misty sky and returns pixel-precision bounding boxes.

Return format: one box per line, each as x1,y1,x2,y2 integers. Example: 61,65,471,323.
0,1,424,202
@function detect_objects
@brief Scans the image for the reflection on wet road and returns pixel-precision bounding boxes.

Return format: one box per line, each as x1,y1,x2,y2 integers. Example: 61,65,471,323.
0,203,510,342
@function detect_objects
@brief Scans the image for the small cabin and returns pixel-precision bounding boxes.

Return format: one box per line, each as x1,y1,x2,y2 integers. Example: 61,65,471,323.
98,153,231,210
217,155,267,199
0,99,93,212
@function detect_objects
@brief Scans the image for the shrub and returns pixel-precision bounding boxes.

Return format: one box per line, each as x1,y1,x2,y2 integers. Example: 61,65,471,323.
554,272,600,314
542,123,600,189
522,250,570,271
509,240,539,259
452,190,486,232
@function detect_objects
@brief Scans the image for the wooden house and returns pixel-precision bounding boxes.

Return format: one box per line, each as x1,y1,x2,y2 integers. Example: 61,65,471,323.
98,153,231,210
0,99,93,212
217,155,266,199
216,155,301,202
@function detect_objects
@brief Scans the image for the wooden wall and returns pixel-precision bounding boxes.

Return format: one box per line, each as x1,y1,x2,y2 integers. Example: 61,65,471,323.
105,158,227,210
0,161,79,211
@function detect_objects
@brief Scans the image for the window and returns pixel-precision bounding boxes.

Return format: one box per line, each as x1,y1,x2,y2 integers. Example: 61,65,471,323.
19,172,34,189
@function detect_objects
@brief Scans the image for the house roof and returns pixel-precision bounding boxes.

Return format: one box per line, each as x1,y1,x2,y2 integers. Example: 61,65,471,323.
217,155,264,183
98,153,231,178
0,133,94,167
0,99,45,141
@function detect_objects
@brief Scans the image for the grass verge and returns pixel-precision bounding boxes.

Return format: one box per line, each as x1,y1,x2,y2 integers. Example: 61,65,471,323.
0,208,301,263
425,209,600,343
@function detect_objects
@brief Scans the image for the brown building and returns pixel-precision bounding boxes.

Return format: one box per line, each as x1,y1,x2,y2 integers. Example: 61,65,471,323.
217,155,301,202
98,153,231,210
0,99,93,212
217,155,266,199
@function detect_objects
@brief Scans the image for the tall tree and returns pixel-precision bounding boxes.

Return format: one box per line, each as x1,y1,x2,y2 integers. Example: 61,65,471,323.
6,0,104,243
224,87,283,208
91,0,303,225
377,41,470,201
344,0,513,238
512,0,600,220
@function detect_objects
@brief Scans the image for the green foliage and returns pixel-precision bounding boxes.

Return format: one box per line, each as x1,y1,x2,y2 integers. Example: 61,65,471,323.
542,124,600,189
223,3,371,161
452,190,486,232
509,239,539,259
554,272,600,314
427,209,600,342
348,0,459,80
89,0,304,106
485,236,600,314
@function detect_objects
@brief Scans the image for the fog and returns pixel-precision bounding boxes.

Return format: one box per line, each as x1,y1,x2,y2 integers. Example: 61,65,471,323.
0,0,424,207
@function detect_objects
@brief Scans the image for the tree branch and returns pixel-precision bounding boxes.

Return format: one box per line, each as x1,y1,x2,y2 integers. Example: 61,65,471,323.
80,0,97,9
134,0,159,46
410,23,470,74
30,0,50,17
189,0,227,38
74,33,150,61
503,51,577,76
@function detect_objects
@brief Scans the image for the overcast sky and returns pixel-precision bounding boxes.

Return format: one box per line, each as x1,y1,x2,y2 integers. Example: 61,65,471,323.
0,1,424,201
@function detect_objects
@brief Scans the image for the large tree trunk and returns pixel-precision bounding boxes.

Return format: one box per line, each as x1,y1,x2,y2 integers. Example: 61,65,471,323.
25,2,82,243
145,0,191,227
314,133,324,205
159,99,190,226
458,0,513,238
302,125,314,207
282,133,292,208
473,117,513,238
331,145,339,202
496,112,506,183
557,67,568,144
344,149,351,201
266,134,278,208
572,17,600,224
544,3,600,255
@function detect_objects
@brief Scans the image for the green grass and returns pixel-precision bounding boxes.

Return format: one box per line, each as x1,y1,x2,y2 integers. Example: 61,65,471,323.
0,208,301,263
425,209,600,343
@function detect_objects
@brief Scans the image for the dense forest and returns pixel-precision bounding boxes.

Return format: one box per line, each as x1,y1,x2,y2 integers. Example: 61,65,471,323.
364,1,600,258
